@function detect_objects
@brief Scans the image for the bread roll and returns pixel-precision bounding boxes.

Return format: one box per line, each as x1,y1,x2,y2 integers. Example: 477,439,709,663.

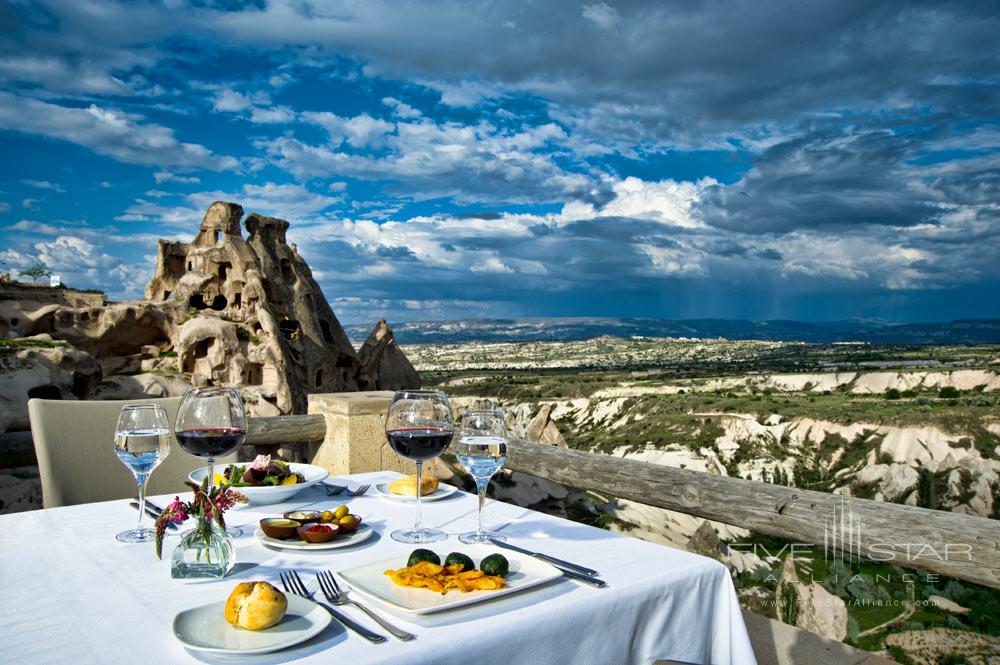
224,581,288,631
388,475,439,496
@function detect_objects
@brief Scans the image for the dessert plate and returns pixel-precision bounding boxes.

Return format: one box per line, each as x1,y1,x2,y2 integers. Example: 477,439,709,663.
339,543,562,615
254,523,375,550
172,594,330,655
373,482,457,502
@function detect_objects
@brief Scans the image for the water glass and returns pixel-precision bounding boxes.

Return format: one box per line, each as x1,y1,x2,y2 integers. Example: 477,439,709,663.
456,410,508,544
114,404,171,543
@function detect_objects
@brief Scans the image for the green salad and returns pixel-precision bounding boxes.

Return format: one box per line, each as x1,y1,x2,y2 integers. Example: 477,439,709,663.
222,454,303,487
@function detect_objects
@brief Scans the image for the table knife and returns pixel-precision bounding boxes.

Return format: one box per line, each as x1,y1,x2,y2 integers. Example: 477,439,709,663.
557,566,608,588
488,538,599,577
129,501,177,530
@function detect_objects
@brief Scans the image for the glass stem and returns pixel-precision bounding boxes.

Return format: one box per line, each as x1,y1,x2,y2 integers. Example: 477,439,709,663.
206,458,215,492
136,475,148,531
414,462,423,533
476,478,488,537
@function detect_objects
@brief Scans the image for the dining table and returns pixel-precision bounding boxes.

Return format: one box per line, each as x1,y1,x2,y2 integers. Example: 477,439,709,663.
0,471,757,665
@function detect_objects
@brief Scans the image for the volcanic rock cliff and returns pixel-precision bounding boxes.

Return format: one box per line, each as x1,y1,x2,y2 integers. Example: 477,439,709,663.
0,201,419,430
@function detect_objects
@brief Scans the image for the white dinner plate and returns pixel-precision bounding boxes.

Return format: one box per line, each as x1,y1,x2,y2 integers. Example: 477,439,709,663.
172,594,331,655
373,481,458,503
339,543,563,615
189,463,329,505
254,523,375,550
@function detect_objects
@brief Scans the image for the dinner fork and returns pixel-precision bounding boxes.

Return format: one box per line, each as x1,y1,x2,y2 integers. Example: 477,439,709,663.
323,484,346,496
279,571,387,644
317,571,415,641
348,483,370,497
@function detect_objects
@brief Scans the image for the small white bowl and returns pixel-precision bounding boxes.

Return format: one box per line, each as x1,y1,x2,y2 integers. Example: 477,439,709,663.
188,463,329,505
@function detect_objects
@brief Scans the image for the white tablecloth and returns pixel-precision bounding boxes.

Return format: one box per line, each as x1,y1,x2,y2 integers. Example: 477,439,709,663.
1,471,756,665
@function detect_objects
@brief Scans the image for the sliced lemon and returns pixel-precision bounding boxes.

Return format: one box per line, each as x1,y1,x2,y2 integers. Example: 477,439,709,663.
280,475,299,485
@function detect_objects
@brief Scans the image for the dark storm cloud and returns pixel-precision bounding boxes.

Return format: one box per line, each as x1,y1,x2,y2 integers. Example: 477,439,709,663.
189,0,999,146
700,126,947,233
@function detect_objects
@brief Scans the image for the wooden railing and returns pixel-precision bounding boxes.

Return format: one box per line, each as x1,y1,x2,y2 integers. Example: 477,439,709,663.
248,413,1000,589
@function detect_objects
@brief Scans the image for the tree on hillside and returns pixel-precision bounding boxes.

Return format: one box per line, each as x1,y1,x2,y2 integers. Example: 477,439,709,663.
19,262,51,283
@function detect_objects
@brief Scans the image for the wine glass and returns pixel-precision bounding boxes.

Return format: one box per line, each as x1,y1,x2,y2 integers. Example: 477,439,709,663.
114,404,171,543
456,410,508,544
385,390,454,543
174,387,247,534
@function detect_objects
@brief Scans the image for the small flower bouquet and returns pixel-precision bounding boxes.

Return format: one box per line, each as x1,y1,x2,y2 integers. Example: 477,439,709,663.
154,477,247,559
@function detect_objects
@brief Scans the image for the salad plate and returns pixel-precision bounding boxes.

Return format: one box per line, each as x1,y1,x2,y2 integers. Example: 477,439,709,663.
172,594,330,655
339,543,562,615
189,462,328,505
254,523,375,550
373,482,458,503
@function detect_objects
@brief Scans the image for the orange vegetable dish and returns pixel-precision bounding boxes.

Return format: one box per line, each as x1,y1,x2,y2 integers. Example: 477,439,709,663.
384,561,506,594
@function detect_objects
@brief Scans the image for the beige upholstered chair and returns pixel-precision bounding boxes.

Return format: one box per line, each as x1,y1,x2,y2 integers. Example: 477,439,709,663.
29,397,238,508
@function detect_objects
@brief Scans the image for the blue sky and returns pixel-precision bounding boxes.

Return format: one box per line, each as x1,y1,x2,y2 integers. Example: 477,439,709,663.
1,1,998,324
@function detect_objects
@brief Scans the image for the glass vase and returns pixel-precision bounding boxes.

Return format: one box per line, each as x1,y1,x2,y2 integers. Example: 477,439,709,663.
171,519,235,579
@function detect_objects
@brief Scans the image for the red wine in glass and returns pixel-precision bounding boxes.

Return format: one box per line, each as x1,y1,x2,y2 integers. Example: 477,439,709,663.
175,427,246,459
384,390,454,544
386,428,453,462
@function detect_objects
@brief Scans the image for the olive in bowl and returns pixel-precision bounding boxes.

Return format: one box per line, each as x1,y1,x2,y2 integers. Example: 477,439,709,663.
283,510,322,525
259,517,301,539
297,523,340,543
335,514,363,534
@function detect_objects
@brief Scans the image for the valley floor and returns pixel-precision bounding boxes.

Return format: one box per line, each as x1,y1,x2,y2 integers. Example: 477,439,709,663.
414,337,1000,662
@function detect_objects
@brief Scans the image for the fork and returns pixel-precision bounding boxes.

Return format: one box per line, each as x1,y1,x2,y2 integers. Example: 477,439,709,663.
317,571,415,641
279,571,387,644
324,483,369,497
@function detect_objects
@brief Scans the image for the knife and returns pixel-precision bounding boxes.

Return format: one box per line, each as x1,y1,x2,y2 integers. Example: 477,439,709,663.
129,500,178,530
488,538,600,577
557,566,608,588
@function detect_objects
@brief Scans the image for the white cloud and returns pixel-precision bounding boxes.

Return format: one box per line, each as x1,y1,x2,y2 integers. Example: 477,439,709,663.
154,171,201,185
582,3,620,30
188,182,342,219
213,88,252,112
565,176,714,229
271,115,602,203
382,97,421,119
20,235,151,299
22,180,66,193
0,92,237,171
0,54,134,96
118,182,343,229
21,198,39,209
302,112,395,148
0,202,10,213
248,105,296,124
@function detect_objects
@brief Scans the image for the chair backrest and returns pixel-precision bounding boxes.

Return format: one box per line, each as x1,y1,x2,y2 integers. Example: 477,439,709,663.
29,397,239,508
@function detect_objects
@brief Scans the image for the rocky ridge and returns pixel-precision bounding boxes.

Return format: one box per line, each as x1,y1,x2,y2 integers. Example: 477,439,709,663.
0,201,419,429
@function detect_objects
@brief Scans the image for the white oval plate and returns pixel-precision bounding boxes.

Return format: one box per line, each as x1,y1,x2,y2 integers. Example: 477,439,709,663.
254,523,374,551
189,463,329,505
172,594,330,655
373,482,458,503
